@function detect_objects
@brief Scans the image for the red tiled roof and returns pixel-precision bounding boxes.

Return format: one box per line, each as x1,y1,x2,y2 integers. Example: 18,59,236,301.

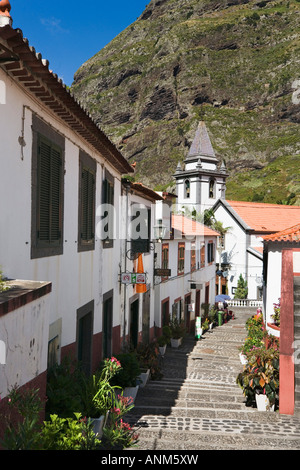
263,223,300,243
227,200,300,233
172,214,220,237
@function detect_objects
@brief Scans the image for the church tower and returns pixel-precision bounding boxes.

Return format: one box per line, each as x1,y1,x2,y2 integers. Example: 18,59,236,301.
174,121,228,215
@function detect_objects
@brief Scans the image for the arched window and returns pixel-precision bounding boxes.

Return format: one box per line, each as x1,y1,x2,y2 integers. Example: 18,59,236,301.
185,179,190,199
209,179,215,199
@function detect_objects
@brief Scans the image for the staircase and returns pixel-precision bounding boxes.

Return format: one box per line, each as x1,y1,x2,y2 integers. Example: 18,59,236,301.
294,277,300,416
127,311,300,450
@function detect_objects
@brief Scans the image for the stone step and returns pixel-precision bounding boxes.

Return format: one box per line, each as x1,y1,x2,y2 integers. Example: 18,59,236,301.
129,425,300,451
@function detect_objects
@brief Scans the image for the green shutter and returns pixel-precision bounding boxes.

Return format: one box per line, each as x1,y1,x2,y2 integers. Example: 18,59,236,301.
81,168,95,242
37,136,62,245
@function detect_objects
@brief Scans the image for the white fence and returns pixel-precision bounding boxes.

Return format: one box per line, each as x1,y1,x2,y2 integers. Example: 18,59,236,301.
227,299,263,308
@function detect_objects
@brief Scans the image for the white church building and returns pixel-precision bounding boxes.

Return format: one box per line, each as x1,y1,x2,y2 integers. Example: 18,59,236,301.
173,121,300,303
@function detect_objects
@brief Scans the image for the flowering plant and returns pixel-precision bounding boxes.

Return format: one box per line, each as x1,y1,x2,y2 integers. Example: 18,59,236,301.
236,346,279,407
272,298,280,326
101,394,139,449
91,357,122,418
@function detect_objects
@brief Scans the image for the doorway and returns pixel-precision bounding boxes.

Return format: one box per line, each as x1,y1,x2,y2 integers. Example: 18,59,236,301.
130,298,139,349
103,290,113,359
77,300,94,376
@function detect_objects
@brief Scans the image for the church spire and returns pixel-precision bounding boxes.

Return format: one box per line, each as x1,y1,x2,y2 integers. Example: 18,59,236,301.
187,121,216,160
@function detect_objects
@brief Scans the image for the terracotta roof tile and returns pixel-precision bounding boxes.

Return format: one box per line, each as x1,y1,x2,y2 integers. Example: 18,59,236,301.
263,223,300,243
227,200,300,233
172,214,220,237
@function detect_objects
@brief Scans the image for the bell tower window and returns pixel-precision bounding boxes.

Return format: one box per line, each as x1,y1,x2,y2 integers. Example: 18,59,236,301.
209,179,215,199
185,179,190,199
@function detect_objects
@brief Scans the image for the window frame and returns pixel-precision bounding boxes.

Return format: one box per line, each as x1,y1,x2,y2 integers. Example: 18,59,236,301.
191,241,196,272
31,115,65,259
161,243,169,281
102,169,115,249
177,242,185,275
78,151,96,252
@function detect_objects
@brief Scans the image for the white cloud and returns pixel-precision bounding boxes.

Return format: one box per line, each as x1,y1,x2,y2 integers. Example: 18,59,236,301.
40,17,69,34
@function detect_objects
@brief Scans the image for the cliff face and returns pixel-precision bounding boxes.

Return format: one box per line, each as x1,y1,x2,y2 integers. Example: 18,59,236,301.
71,0,300,204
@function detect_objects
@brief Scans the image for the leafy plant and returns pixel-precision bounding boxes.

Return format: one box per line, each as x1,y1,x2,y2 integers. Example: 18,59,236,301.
234,274,248,299
136,341,163,380
0,267,9,293
0,386,43,450
90,357,122,418
272,298,280,326
45,356,85,418
101,395,139,450
169,316,186,339
40,413,101,450
236,346,279,407
110,353,141,388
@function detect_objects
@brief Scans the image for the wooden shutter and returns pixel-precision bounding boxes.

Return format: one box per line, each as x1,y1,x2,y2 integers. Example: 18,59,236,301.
37,137,62,245
81,168,95,242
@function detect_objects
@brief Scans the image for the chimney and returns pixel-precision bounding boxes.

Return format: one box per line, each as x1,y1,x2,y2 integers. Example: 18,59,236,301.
0,0,12,27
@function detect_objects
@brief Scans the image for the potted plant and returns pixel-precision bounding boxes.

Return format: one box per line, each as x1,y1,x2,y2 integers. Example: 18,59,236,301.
136,341,163,382
208,305,217,330
84,357,122,436
267,298,280,338
110,353,141,402
236,346,279,411
157,335,167,356
169,316,185,348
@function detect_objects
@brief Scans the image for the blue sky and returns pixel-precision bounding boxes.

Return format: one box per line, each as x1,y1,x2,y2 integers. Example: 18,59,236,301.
11,0,147,86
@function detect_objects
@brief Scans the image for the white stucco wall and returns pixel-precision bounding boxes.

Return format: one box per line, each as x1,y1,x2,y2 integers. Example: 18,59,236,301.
0,289,51,399
0,68,122,356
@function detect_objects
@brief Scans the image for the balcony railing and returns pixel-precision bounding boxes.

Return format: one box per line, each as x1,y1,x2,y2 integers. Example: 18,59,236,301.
227,299,263,308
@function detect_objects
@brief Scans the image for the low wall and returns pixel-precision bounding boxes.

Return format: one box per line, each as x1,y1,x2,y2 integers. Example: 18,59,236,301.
0,280,51,400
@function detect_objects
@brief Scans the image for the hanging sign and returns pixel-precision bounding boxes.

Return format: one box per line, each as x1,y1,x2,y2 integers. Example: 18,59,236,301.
121,273,146,284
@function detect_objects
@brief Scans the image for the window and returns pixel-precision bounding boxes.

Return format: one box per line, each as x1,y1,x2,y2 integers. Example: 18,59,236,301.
207,241,215,263
78,151,96,251
102,170,114,248
184,179,190,198
162,243,169,280
191,241,196,272
178,242,185,275
200,244,205,268
131,205,151,254
209,179,215,198
31,116,64,259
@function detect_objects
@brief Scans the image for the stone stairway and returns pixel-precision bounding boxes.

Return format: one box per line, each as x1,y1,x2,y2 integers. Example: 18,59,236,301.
127,311,300,451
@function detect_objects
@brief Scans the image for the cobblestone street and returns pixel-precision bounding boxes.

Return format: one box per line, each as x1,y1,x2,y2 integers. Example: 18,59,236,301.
128,310,300,451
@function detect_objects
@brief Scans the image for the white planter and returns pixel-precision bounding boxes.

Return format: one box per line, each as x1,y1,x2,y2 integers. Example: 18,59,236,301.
209,323,213,330
123,385,139,402
255,394,275,412
90,415,105,437
171,337,182,348
239,352,248,365
137,369,150,388
159,344,167,356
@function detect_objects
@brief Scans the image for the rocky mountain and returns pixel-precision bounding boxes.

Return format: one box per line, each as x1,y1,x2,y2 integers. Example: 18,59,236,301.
71,0,300,204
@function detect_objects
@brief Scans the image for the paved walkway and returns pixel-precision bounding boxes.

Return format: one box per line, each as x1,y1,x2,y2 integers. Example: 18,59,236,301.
128,310,300,450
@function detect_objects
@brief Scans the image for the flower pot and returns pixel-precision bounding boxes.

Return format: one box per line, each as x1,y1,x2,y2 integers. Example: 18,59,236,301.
267,322,280,338
137,369,150,388
239,352,248,365
209,322,213,330
171,337,182,348
255,394,275,412
123,385,139,403
90,415,105,437
159,344,167,356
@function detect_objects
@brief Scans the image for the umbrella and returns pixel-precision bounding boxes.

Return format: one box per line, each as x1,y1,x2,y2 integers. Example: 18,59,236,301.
215,294,231,302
